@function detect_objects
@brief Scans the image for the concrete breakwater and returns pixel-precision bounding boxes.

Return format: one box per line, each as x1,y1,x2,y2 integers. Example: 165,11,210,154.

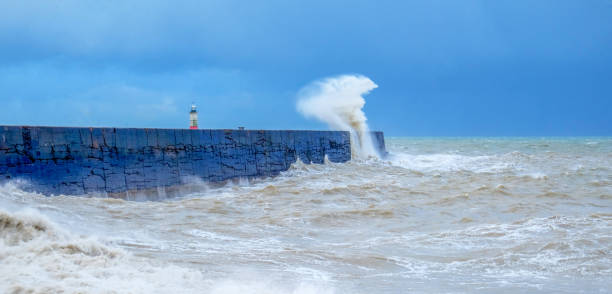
0,126,385,197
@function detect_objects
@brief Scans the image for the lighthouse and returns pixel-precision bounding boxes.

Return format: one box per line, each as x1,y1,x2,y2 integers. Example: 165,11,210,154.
189,104,198,129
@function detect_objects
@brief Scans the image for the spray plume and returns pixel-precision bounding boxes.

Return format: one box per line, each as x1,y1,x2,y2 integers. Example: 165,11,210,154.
297,75,379,158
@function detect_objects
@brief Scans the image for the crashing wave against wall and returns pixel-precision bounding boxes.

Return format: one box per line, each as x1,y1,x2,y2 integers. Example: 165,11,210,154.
297,75,380,158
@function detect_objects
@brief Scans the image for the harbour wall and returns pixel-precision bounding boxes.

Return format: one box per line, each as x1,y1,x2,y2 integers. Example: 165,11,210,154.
0,126,385,197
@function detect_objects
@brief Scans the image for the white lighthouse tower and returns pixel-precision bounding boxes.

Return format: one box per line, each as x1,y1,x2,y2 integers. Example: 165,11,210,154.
189,104,198,129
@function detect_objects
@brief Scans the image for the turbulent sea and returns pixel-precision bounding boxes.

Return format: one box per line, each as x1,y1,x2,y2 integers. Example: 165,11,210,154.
1,137,611,293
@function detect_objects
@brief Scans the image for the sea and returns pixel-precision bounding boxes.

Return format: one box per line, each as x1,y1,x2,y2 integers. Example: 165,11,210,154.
1,137,610,293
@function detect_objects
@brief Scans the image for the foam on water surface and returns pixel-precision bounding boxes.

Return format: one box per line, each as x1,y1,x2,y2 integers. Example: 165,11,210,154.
1,138,611,293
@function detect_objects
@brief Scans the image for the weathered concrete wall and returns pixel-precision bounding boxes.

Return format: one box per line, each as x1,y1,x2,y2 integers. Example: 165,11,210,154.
0,126,385,196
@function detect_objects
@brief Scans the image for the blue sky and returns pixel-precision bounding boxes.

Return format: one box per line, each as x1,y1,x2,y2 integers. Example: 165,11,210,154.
1,0,611,136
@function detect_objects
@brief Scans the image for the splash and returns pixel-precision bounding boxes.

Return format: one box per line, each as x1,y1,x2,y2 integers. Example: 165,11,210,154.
297,75,379,158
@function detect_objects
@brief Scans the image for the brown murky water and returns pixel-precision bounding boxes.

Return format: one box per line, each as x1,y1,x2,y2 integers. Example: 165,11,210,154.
1,138,611,293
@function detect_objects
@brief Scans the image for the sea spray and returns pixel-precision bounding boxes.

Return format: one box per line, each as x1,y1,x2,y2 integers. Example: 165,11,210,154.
297,75,379,158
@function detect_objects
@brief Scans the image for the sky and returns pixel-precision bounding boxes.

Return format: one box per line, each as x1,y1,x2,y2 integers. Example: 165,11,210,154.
1,0,611,136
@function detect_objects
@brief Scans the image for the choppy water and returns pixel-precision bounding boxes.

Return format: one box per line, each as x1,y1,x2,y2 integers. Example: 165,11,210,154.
1,138,611,293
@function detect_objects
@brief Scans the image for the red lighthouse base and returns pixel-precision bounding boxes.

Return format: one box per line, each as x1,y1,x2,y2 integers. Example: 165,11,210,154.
189,126,198,130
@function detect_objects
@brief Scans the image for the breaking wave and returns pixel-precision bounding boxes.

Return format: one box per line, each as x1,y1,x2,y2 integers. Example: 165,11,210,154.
297,75,379,158
0,207,335,294
0,208,206,293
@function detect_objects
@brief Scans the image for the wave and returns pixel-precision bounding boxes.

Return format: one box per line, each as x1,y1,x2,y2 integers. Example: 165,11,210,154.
0,208,205,293
374,215,612,278
297,75,380,158
386,153,508,173
383,151,566,178
1,138,609,293
0,207,335,294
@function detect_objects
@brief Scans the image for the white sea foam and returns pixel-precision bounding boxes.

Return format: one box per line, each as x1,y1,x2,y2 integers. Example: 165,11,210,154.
210,275,335,294
0,208,207,293
387,153,510,173
297,75,379,158
0,207,338,294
